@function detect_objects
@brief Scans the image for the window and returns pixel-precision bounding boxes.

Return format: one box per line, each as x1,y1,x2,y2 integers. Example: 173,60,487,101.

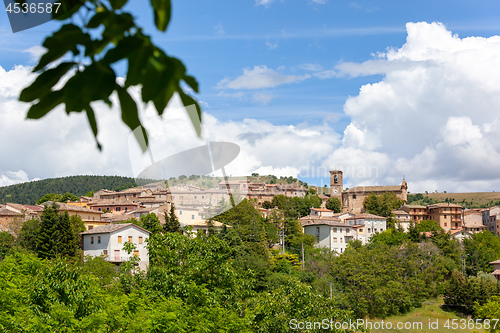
139,236,143,244
98,236,101,244
103,250,108,256
353,195,357,199
106,207,110,211
88,225,93,230
91,237,94,244
125,207,128,211
128,236,132,243
98,208,101,211
133,250,139,257
333,228,337,233
444,223,447,227
194,196,197,199
359,229,363,233
116,207,121,212
340,238,343,243
180,196,183,199
179,211,182,215
118,236,122,243
202,196,204,199
368,228,371,232
315,227,320,242
333,237,337,243
192,215,195,220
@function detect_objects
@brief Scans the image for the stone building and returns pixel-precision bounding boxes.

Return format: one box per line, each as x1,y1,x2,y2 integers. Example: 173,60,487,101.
329,170,408,214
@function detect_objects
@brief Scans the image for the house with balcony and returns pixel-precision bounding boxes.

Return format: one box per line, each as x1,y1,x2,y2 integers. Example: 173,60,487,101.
81,223,150,270
302,218,354,254
427,203,463,230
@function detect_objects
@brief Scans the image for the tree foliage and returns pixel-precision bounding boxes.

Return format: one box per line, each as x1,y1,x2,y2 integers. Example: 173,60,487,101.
163,204,180,233
325,197,342,213
35,203,85,259
0,175,138,205
363,192,403,218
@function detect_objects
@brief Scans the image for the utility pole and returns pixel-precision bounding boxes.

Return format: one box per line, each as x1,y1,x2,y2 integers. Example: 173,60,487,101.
301,243,305,270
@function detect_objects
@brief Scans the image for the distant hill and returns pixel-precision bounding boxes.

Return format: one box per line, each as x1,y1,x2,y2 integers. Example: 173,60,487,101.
408,192,500,209
0,175,139,205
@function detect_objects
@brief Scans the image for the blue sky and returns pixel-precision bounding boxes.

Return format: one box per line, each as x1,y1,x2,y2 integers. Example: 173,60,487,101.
2,0,500,193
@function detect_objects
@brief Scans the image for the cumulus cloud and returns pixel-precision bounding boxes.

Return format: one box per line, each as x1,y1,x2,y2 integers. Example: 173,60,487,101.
329,22,500,192
4,22,500,194
217,65,310,90
0,65,339,187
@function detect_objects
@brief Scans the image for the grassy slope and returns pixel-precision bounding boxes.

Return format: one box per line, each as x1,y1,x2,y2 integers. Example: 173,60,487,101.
371,298,484,333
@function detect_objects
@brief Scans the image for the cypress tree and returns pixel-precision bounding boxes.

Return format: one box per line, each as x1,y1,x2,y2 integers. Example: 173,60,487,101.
164,204,181,233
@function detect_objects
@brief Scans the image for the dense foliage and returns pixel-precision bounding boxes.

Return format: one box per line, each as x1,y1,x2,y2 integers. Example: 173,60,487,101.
0,175,138,205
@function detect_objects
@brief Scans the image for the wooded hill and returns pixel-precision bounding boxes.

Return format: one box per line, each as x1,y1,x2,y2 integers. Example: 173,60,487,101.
0,175,138,205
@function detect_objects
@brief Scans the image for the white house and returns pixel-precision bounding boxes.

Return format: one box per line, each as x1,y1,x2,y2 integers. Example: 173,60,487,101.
302,218,355,254
81,223,151,270
344,213,387,244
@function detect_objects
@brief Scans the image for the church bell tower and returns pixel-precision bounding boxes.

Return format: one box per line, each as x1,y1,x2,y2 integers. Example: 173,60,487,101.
330,170,343,201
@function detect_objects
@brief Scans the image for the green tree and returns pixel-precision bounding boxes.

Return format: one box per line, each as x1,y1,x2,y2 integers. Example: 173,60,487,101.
164,204,180,233
363,192,403,217
19,0,201,151
325,197,342,213
464,231,500,276
0,232,15,260
36,204,83,259
139,212,162,234
18,218,40,252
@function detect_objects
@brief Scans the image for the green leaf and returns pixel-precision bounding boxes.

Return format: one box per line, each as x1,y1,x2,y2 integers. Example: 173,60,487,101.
52,0,83,21
102,36,144,65
125,45,153,87
150,0,171,32
20,62,75,102
152,83,175,116
35,24,91,71
183,75,199,93
26,90,64,119
109,0,128,10
64,63,116,112
179,90,202,136
86,11,110,29
116,85,148,151
84,106,102,151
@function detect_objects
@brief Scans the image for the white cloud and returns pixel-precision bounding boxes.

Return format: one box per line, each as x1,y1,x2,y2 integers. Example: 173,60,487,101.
214,24,225,35
252,92,276,105
256,0,275,6
22,46,45,63
4,21,500,194
331,22,500,192
0,65,339,188
216,65,310,90
299,63,323,71
0,170,38,187
265,41,278,49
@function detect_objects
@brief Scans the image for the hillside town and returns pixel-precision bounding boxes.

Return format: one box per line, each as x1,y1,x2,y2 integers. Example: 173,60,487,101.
0,170,498,267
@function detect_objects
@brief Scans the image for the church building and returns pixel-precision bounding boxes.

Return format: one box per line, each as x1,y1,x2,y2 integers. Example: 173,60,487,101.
330,170,408,214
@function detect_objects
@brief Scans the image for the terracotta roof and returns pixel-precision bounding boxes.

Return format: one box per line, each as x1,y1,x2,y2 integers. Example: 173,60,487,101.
0,208,22,216
345,185,403,193
392,210,409,215
302,220,346,227
493,269,500,276
490,260,500,265
41,202,103,214
427,203,463,208
311,208,334,212
81,223,150,235
6,203,42,212
403,204,427,209
345,213,386,220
